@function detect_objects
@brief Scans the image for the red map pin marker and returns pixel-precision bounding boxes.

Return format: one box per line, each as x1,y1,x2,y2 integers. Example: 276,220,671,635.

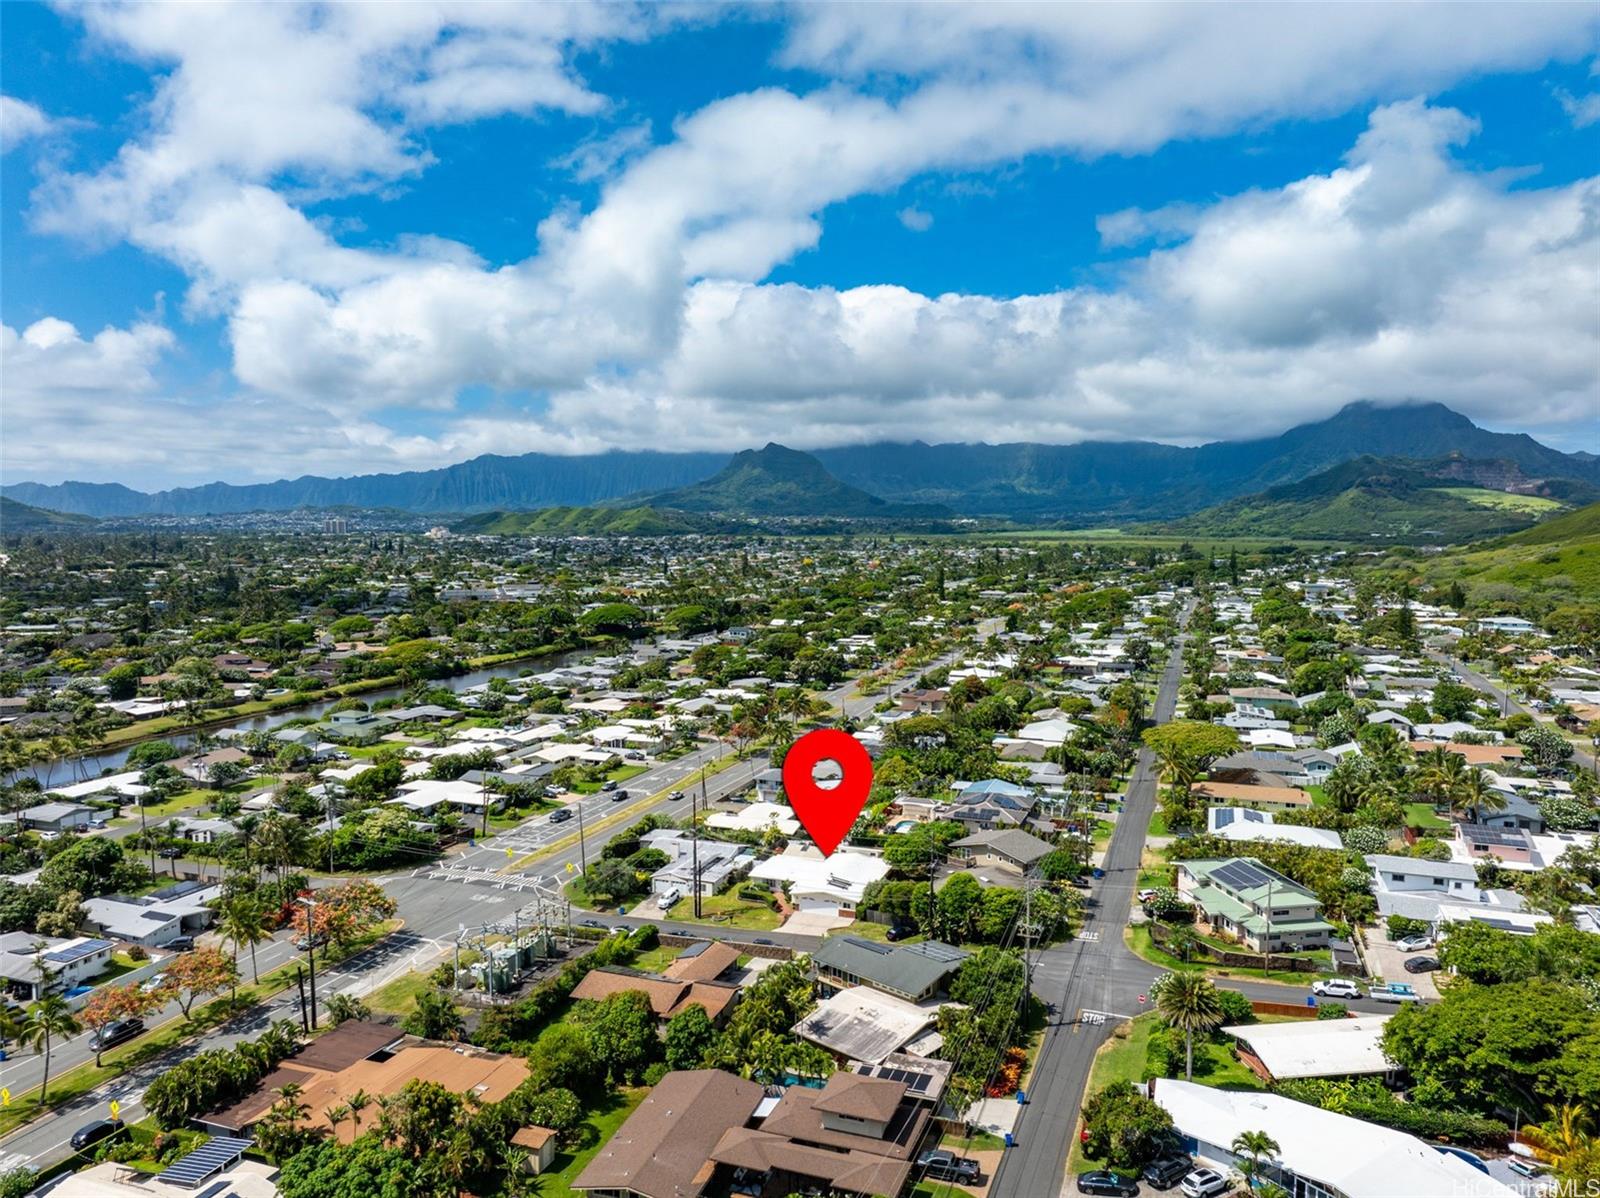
783,728,873,857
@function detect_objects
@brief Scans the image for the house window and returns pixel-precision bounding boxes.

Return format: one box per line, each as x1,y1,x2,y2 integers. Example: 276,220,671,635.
1432,878,1446,886
1391,874,1406,883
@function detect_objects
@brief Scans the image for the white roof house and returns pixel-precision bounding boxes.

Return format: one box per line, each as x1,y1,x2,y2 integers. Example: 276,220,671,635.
1207,807,1343,850
748,846,889,912
706,801,801,837
1223,1015,1394,1080
1153,1079,1518,1198
1014,717,1080,745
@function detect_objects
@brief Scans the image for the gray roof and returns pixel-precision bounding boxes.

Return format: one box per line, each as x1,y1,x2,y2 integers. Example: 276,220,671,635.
813,937,969,998
1365,854,1479,881
951,828,1054,866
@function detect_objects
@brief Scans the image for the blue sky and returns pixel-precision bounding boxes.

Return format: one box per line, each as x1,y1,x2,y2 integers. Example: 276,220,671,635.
2,3,1597,487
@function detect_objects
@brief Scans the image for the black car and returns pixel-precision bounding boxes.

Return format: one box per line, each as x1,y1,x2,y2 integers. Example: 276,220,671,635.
548,808,573,824
70,1119,125,1151
167,935,194,951
158,847,182,859
916,1150,980,1183
752,938,776,946
1142,1157,1193,1189
90,1018,145,1050
610,789,630,801
581,918,605,928
1404,955,1441,974
1078,1171,1139,1197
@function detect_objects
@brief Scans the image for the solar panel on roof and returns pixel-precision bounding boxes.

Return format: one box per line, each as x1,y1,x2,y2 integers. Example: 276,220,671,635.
43,938,113,964
1213,861,1272,891
155,1136,254,1187
1214,809,1234,829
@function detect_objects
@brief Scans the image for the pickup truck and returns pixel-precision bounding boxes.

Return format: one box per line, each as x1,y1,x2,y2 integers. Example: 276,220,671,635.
1367,982,1422,1003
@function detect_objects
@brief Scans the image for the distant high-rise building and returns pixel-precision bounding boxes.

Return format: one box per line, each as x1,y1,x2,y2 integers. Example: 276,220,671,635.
321,516,349,534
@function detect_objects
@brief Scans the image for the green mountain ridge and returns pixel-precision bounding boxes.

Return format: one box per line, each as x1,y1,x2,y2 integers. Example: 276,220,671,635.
617,443,955,518
0,496,98,535
453,506,730,536
1496,501,1600,547
1158,456,1593,543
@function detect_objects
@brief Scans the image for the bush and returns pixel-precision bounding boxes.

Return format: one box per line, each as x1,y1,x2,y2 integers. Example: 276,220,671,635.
1316,1002,1349,1020
127,945,149,962
1215,988,1254,1025
1273,1078,1508,1146
1386,915,1431,940
1081,1080,1176,1169
629,923,659,951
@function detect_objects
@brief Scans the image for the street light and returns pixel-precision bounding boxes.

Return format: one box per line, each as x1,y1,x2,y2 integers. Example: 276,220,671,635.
296,895,319,1030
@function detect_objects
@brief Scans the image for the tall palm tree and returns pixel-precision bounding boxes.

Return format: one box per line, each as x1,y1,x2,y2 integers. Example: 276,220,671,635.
18,994,81,1106
219,897,268,988
345,1088,372,1136
1231,1129,1281,1190
323,1103,349,1139
273,1082,309,1131
1153,972,1224,1081
1451,767,1508,824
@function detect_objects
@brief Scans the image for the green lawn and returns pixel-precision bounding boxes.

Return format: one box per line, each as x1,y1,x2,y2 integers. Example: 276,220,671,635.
1404,802,1451,830
670,890,782,931
1306,784,1333,810
1124,925,1327,987
911,1184,978,1198
943,1129,1007,1153
541,1087,647,1198
366,971,435,1017
1146,808,1169,838
626,945,683,973
831,920,924,944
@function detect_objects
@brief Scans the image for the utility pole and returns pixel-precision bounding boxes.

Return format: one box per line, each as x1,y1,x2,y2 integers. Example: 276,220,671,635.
480,772,490,839
1263,876,1273,975
576,803,588,875
296,895,319,1030
695,761,710,919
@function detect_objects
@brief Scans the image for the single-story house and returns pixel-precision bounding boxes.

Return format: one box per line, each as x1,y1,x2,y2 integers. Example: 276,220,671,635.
1224,1015,1396,1083
0,932,115,999
1152,1078,1516,1198
82,881,224,948
748,846,889,913
19,801,94,833
1206,807,1343,851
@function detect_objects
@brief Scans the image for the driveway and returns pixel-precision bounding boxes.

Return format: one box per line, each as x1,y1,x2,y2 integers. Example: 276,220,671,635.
780,909,855,936
1364,934,1443,1000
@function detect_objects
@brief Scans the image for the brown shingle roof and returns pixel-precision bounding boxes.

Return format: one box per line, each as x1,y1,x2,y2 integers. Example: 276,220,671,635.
810,1073,905,1124
759,1082,928,1160
709,1127,914,1197
663,941,741,983
570,967,739,1022
573,1070,763,1198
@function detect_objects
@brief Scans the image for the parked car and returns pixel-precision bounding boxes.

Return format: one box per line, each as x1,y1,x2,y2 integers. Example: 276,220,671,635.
89,1018,144,1051
659,889,683,910
140,973,168,994
1179,1169,1230,1198
1395,935,1433,953
1404,956,1441,974
543,785,563,798
610,925,630,936
295,934,328,951
1136,888,1160,903
916,1151,980,1183
166,935,194,952
1311,978,1362,999
548,808,573,824
1142,1157,1194,1189
158,847,182,859
752,938,776,946
885,922,916,942
1508,1158,1548,1180
1077,1171,1139,1196
70,1119,125,1151
580,919,605,929
1367,982,1423,1003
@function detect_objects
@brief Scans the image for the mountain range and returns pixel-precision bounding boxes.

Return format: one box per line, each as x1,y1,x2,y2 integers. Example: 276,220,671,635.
1161,455,1599,542
5,401,1596,522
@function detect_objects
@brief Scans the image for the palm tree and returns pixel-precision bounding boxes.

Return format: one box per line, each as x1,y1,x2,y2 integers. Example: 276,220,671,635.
219,897,268,988
1153,972,1224,1081
1521,1103,1594,1173
323,1103,350,1139
18,994,81,1106
273,1082,309,1131
1231,1129,1281,1191
1451,767,1508,824
345,1088,372,1136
